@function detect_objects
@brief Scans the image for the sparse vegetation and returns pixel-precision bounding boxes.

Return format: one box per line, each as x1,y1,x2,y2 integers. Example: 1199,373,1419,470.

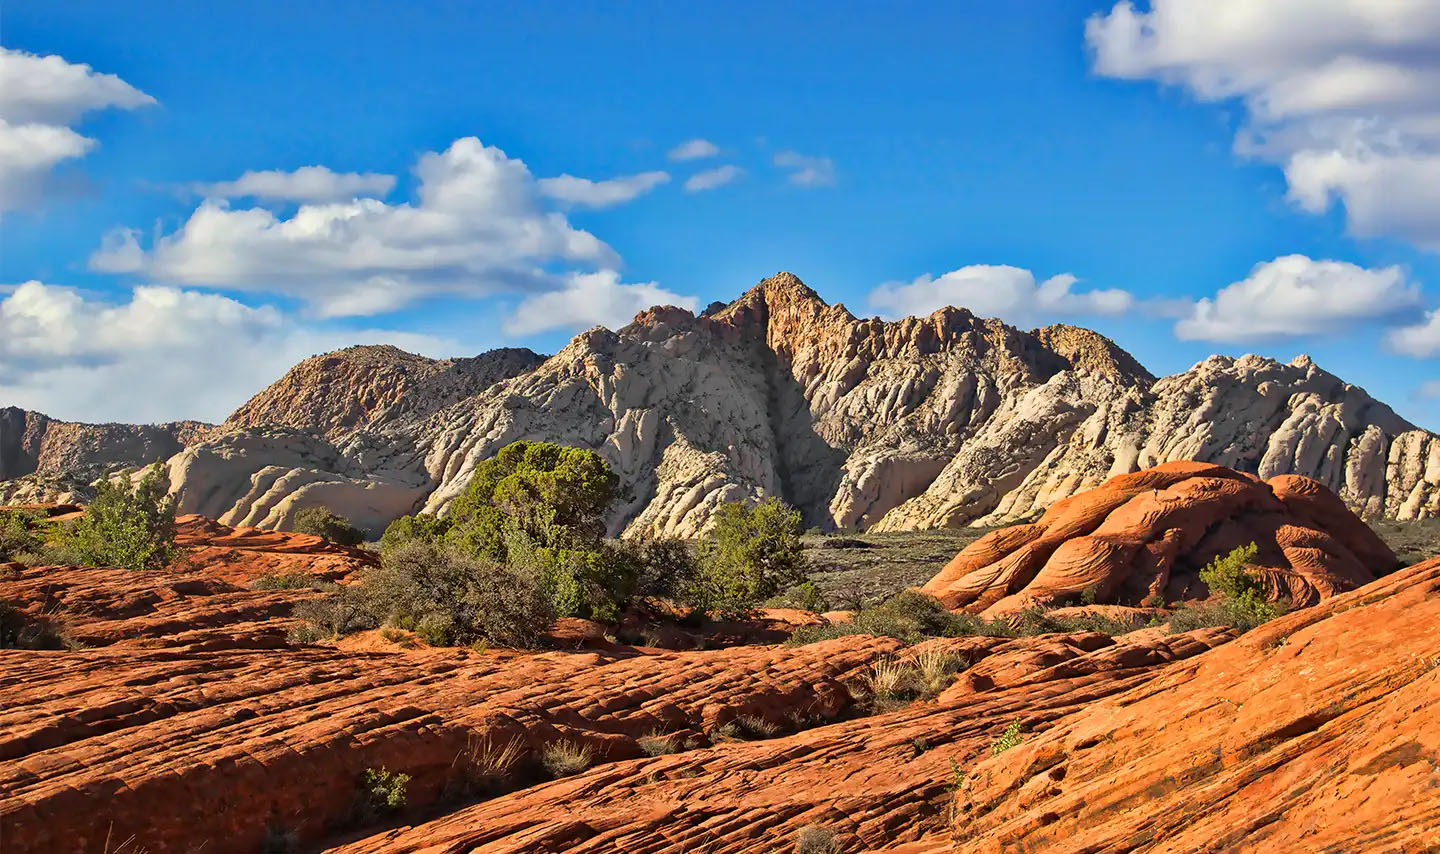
637,732,681,756
0,601,76,650
62,464,178,572
794,824,841,854
691,498,809,617
541,739,594,777
1169,543,1286,634
356,766,409,817
250,572,325,590
450,734,526,797
990,718,1024,755
766,580,830,613
290,507,365,546
863,648,965,711
0,509,44,562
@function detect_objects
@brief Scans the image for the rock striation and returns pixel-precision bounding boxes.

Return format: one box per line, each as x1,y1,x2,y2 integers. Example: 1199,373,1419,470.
5,273,1437,534
921,461,1399,616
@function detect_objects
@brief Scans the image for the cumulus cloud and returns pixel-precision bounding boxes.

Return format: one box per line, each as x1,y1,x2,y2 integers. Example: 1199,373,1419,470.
0,281,453,423
1087,1,1440,251
195,166,396,203
1174,255,1420,342
0,48,155,214
683,164,743,192
667,139,720,161
773,150,836,187
505,270,699,336
868,265,1134,325
90,137,623,317
537,170,669,208
1388,309,1440,358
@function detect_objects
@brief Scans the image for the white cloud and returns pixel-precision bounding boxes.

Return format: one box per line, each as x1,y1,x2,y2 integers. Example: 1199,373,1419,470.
1087,1,1440,251
91,137,622,317
505,270,699,335
1388,309,1440,358
195,166,396,202
683,164,743,193
1174,254,1420,342
1416,379,1440,399
0,281,453,423
537,170,669,208
668,139,720,161
0,48,155,214
868,265,1134,325
773,150,836,187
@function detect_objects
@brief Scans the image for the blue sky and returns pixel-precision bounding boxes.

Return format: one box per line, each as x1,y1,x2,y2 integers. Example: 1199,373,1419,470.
2,0,1438,428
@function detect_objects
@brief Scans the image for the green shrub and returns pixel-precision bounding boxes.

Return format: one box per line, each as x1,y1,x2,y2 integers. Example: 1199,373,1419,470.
0,510,44,562
357,767,409,817
768,580,830,613
359,540,553,647
290,507,365,546
289,585,375,641
622,536,700,603
62,464,177,571
445,441,618,560
1170,542,1285,634
379,512,452,555
691,498,808,617
503,528,638,622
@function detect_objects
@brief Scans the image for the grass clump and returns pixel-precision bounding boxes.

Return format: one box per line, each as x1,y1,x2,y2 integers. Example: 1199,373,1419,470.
794,824,841,854
449,734,527,798
290,507,365,546
990,718,1024,755
637,732,681,756
62,464,178,572
0,601,77,650
541,739,593,778
356,767,409,818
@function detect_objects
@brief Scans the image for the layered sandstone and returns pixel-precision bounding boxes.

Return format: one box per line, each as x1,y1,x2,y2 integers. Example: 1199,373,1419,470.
0,406,210,483
921,461,1399,615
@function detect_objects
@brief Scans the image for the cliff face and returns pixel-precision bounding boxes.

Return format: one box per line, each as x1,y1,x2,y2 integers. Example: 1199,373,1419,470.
0,405,210,483
5,273,1437,533
221,345,544,440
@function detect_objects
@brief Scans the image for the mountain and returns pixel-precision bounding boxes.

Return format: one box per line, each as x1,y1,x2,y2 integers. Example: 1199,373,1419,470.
3,273,1437,534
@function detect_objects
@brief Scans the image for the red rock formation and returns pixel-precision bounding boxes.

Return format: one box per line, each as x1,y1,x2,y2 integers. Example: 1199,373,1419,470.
948,555,1440,853
922,461,1398,615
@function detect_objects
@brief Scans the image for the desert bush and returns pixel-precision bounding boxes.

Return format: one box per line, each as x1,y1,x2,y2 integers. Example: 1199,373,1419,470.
621,536,700,602
0,510,43,562
794,824,841,854
990,718,1024,755
450,734,527,798
379,512,452,556
691,498,808,617
637,732,681,756
289,585,375,641
541,739,593,777
361,540,553,647
767,580,830,613
356,767,409,818
1169,542,1285,634
250,572,324,590
62,464,178,572
291,507,365,546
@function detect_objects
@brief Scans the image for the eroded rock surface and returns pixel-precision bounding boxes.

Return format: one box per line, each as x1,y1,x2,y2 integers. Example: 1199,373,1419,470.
922,461,1399,615
7,273,1436,535
0,406,210,483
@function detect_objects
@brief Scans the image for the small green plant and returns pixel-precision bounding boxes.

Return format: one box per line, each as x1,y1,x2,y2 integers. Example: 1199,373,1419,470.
769,580,830,613
793,824,840,854
357,767,409,817
990,719,1024,755
1169,542,1285,634
541,739,594,778
250,572,324,590
291,507,365,546
62,464,178,572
